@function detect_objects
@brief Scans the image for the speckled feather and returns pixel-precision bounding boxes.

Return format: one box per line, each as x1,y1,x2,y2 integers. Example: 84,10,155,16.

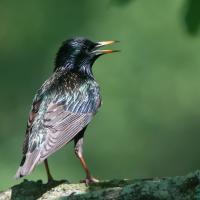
16,67,101,178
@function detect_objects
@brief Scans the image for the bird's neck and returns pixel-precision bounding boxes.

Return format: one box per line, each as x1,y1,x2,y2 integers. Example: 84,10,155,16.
55,61,94,79
77,63,94,78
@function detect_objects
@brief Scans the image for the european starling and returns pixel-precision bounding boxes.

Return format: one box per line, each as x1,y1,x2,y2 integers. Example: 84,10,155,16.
15,37,118,184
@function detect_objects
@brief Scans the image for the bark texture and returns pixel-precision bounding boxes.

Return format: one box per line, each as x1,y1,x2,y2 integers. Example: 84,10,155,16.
0,171,200,200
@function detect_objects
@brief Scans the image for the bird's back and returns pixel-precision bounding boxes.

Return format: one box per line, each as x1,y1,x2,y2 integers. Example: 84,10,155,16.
15,70,101,178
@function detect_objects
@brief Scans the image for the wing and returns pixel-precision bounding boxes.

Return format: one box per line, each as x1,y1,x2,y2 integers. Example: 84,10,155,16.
15,73,101,178
22,71,58,155
37,102,93,161
22,97,41,155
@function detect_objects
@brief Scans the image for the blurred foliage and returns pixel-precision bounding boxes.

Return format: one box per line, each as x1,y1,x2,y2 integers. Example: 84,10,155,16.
0,0,200,190
184,0,200,35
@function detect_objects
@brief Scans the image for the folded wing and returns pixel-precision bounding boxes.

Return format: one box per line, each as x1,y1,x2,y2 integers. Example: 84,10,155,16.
15,74,100,178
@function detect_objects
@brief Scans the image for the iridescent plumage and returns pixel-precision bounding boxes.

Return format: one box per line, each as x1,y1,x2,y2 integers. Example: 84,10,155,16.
15,37,118,183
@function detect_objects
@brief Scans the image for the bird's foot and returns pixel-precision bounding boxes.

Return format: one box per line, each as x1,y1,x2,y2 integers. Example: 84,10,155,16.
80,176,99,185
47,175,54,184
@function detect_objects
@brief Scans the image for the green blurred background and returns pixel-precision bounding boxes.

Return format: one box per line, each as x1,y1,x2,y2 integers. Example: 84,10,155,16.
0,0,200,190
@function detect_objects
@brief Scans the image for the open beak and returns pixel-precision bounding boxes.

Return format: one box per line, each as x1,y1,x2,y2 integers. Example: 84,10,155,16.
92,40,120,55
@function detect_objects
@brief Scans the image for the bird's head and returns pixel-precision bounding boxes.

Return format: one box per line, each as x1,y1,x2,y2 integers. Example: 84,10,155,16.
54,37,119,76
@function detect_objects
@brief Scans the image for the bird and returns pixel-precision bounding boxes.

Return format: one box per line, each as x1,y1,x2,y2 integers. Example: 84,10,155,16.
15,37,119,184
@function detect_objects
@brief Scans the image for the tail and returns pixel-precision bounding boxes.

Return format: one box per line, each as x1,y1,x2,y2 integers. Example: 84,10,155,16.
14,150,41,179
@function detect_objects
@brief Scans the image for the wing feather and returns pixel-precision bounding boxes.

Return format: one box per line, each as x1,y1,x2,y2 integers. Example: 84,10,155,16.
15,72,101,178
38,102,93,162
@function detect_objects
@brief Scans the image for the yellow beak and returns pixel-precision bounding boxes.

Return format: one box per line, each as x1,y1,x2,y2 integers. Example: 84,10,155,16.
93,40,120,55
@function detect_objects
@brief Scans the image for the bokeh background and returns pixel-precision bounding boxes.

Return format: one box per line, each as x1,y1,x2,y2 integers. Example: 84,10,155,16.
0,0,200,190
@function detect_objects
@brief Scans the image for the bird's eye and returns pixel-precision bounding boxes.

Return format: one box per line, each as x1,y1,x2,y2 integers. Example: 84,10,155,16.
81,46,90,53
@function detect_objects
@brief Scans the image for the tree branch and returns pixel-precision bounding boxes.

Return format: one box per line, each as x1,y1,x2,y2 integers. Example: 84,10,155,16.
0,170,200,199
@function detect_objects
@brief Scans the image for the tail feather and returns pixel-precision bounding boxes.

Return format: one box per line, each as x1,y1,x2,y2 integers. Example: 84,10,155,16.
14,150,41,179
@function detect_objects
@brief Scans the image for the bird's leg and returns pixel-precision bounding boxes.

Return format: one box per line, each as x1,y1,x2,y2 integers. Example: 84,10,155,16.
44,159,54,182
74,131,99,185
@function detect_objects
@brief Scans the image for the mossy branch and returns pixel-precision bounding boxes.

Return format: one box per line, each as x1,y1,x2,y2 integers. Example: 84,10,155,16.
0,171,200,200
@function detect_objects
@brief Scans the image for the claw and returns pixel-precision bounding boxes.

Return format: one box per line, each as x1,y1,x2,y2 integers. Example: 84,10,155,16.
80,176,99,185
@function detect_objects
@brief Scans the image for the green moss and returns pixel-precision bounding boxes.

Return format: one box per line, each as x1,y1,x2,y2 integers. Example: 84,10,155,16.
0,171,200,200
